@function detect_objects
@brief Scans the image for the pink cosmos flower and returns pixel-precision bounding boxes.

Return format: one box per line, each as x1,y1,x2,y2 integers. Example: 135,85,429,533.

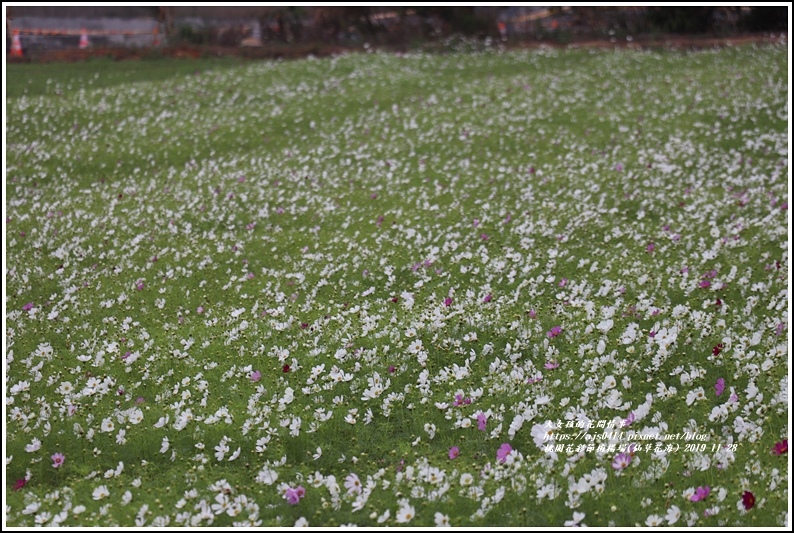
623,412,635,427
250,370,262,383
483,293,492,303
135,280,145,291
715,378,725,397
547,326,562,338
448,447,460,459
22,302,34,311
284,487,303,505
611,452,632,470
544,360,559,370
496,443,513,463
477,413,487,431
51,453,65,469
13,478,27,491
528,309,537,319
444,297,453,307
690,486,710,502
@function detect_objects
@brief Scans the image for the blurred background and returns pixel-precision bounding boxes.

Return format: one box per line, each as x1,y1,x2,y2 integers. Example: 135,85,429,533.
5,6,789,59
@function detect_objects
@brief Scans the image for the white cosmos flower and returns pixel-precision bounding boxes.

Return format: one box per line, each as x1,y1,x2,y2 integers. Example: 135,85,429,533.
395,502,416,523
127,408,144,424
665,505,681,525
25,438,41,453
101,417,115,433
92,485,110,500
564,511,585,527
645,514,663,527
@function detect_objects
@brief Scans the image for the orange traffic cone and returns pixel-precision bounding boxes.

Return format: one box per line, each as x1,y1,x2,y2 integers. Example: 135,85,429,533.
10,29,23,57
79,28,89,49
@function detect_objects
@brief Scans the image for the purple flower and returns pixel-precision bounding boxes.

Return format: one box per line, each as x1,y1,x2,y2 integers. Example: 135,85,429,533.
715,378,725,397
135,280,145,291
546,326,562,338
444,297,453,307
473,218,480,228
22,302,34,311
611,452,632,470
477,413,487,431
646,242,655,253
51,453,65,469
448,446,460,459
284,487,303,505
623,412,635,427
496,443,513,463
250,370,262,383
483,293,492,303
690,486,710,502
528,309,537,319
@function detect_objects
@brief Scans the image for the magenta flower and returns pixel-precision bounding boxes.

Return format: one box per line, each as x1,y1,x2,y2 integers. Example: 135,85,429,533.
528,309,537,319
558,278,568,287
698,280,711,289
715,378,725,397
483,293,492,303
623,411,635,427
546,326,562,338
135,280,145,291
477,413,487,431
480,233,489,240
544,360,559,370
284,486,304,505
690,486,710,502
22,302,34,311
646,242,655,253
51,453,65,469
448,447,460,459
742,491,756,510
444,297,453,307
496,443,513,463
13,478,27,491
772,439,788,456
250,370,262,383
611,452,632,470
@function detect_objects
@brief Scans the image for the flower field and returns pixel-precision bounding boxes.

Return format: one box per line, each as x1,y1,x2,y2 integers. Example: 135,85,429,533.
4,43,789,527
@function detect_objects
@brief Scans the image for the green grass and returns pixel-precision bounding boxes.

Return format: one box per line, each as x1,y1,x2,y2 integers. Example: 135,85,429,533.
4,43,789,527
